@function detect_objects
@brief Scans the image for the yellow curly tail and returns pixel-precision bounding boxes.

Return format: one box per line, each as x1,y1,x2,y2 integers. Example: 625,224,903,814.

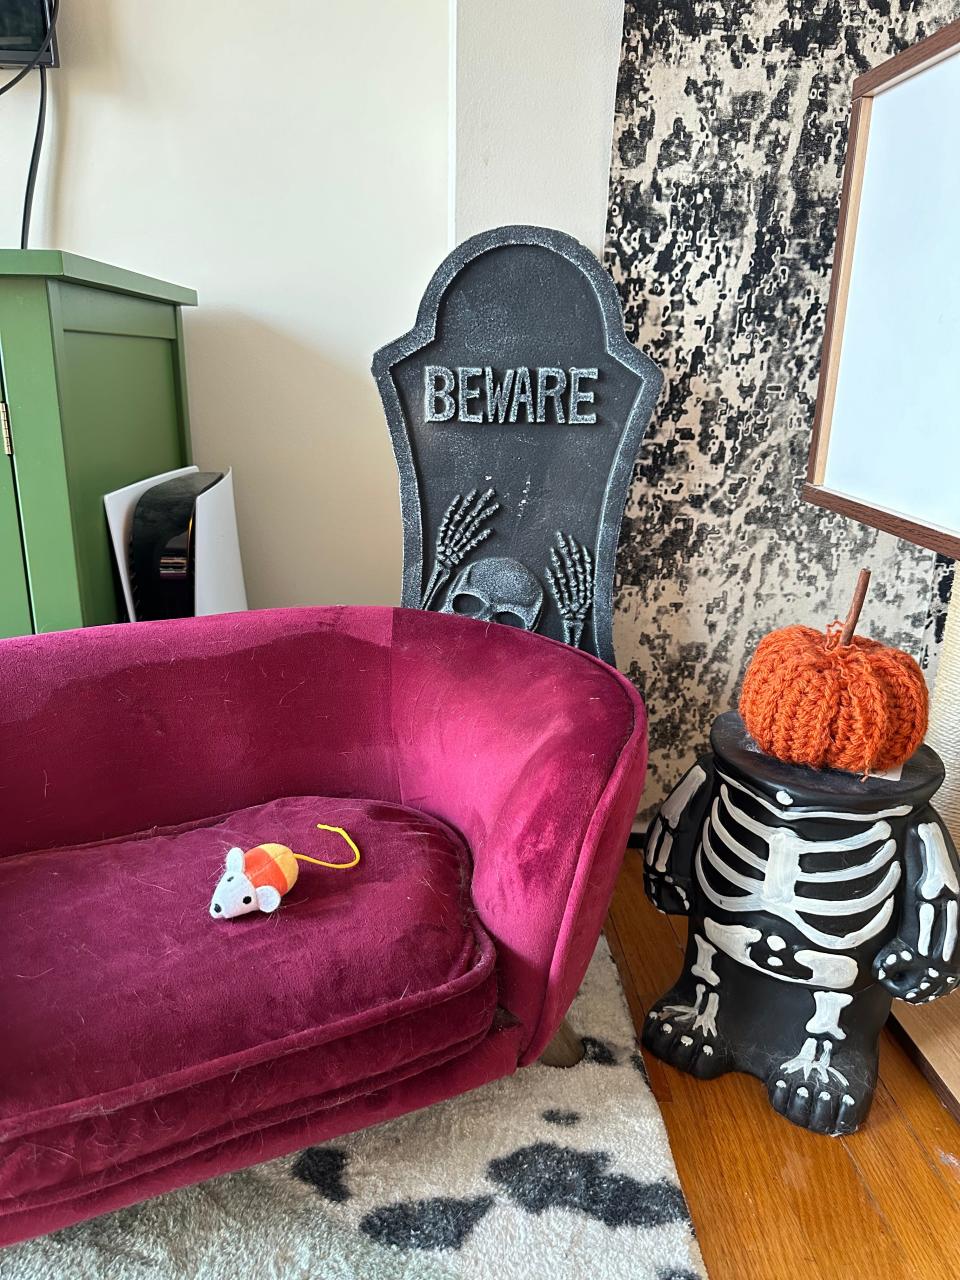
292,823,360,869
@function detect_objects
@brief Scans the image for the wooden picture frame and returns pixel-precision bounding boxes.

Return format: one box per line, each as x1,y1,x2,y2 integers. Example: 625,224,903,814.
804,18,960,559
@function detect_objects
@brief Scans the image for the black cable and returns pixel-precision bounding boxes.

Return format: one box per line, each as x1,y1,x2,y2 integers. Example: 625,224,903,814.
0,3,60,248
20,64,47,249
0,0,59,98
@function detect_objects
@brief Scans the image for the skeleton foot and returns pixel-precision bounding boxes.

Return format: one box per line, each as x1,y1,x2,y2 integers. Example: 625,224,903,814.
642,984,726,1078
767,1038,863,1135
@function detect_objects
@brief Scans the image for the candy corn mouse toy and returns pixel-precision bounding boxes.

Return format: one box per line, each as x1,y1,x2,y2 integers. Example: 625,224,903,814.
209,823,360,919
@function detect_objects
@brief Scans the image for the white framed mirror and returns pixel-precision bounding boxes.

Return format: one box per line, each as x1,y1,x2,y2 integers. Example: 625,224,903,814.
805,20,960,558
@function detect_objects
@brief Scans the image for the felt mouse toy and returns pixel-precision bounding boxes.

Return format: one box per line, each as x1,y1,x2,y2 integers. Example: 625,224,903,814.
209,823,360,919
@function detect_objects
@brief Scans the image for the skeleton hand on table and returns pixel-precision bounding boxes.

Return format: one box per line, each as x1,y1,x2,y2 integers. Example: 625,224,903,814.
872,812,960,1004
643,757,715,918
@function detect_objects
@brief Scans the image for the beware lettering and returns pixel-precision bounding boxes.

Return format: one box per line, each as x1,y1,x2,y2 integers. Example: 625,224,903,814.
424,366,599,425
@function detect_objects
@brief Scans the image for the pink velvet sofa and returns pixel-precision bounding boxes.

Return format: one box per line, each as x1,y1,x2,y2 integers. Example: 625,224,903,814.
0,606,646,1246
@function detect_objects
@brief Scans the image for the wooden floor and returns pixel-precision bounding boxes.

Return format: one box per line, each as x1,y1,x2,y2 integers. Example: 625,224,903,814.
606,849,960,1280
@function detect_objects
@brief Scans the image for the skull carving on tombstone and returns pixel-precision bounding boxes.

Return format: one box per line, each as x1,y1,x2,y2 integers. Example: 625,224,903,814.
441,556,544,631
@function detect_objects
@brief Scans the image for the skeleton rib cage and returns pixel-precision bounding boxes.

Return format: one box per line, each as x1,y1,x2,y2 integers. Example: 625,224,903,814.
694,771,905,952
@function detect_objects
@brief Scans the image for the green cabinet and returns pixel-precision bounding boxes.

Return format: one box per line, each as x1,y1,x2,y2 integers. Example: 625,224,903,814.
0,251,197,638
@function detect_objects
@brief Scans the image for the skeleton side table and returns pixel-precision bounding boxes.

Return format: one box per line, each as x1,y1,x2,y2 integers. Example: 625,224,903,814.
643,711,960,1135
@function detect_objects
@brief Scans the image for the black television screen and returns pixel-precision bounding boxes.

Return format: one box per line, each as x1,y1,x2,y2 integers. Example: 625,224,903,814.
0,1,57,69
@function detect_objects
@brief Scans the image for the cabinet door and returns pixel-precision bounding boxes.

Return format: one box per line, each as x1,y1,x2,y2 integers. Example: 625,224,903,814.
52,284,191,627
0,446,32,638
0,281,83,635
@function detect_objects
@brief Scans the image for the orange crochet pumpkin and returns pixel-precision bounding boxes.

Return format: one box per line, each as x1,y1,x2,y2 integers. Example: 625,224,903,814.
739,572,928,775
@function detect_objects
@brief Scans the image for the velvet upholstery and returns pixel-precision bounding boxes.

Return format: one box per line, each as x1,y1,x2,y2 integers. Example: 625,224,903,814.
0,607,646,1245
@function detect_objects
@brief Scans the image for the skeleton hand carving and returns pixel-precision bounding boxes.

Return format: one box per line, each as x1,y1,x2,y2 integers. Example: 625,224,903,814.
421,489,500,609
546,532,594,647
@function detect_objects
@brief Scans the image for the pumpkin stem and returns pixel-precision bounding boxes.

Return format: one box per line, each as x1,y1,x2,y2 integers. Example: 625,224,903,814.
840,568,871,646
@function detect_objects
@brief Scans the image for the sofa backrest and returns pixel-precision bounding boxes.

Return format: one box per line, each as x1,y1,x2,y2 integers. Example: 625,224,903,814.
0,608,403,857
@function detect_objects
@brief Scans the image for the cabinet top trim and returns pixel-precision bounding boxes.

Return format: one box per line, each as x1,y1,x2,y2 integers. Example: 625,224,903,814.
0,251,197,306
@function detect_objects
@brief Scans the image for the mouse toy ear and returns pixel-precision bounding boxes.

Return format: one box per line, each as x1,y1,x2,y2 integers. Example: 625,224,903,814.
225,847,245,873
256,884,282,914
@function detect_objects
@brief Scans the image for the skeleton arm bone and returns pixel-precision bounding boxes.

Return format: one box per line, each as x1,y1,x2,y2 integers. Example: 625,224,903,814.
644,755,714,917
872,806,960,1002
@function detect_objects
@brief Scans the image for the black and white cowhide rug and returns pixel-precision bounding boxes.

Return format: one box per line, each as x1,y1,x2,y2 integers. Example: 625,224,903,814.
5,942,703,1280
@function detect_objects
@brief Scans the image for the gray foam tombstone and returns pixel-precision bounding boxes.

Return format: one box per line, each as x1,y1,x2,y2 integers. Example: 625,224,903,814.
372,225,662,664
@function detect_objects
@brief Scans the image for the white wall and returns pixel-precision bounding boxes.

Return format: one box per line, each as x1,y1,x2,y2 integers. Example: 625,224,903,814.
0,1,449,609
453,0,624,255
1,1,623,609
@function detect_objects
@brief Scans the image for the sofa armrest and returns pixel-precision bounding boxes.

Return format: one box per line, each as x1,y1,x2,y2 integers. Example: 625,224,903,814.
389,610,647,1063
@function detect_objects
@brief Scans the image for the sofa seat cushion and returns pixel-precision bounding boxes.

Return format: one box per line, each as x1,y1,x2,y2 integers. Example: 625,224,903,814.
0,797,496,1210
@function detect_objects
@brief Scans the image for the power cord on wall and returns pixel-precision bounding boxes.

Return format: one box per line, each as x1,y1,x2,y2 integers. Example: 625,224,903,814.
20,65,47,249
0,0,60,249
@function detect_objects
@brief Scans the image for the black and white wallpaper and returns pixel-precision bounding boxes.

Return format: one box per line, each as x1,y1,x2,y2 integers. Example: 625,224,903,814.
606,1,959,814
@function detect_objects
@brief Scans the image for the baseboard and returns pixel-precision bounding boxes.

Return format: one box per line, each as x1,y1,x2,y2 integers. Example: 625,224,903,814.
889,998,960,1121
